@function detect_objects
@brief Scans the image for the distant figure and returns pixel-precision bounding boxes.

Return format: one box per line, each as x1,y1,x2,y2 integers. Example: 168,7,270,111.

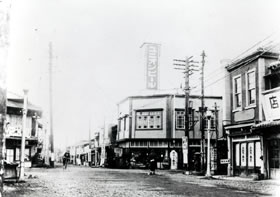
63,151,70,169
148,150,157,175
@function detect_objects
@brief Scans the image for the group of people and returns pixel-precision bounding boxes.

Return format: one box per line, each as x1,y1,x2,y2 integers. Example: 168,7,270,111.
61,149,158,175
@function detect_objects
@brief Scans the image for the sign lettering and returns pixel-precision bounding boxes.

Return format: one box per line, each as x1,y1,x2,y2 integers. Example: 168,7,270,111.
263,90,280,120
146,44,160,90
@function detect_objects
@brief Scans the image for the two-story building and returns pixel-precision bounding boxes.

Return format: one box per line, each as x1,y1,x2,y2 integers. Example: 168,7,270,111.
5,98,43,167
116,90,224,171
224,48,280,179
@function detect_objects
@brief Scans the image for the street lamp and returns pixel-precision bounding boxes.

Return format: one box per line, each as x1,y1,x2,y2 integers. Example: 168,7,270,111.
205,110,213,177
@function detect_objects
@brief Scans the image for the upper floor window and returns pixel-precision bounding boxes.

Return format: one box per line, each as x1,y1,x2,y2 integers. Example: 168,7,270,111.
246,69,256,106
233,75,242,109
204,116,216,130
175,110,193,130
136,110,162,130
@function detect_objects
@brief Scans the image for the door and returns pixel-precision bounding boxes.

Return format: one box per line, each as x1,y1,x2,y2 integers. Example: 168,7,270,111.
269,139,280,179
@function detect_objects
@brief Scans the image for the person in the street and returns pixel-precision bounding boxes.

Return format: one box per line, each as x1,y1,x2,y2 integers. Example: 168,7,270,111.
148,149,157,175
63,150,70,169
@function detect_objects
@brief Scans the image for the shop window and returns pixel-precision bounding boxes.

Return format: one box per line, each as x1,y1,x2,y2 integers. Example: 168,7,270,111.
235,143,240,166
269,139,280,169
136,110,162,130
248,142,254,167
15,148,20,161
255,141,262,167
241,143,246,166
6,149,14,163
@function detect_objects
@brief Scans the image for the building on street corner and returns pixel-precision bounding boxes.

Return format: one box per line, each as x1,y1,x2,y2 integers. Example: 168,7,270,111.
116,89,225,172
223,48,280,179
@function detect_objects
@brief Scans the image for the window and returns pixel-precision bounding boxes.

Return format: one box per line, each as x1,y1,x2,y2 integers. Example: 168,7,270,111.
233,75,242,109
269,139,280,169
6,149,14,162
204,116,216,130
175,110,193,130
246,70,256,106
136,110,162,130
176,111,185,129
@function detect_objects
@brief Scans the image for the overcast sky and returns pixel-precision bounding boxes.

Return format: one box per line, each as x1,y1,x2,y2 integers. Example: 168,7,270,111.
6,0,280,148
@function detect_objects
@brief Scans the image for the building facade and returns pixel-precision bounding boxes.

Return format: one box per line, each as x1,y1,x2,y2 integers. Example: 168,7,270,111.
224,49,280,179
116,91,224,172
5,98,43,168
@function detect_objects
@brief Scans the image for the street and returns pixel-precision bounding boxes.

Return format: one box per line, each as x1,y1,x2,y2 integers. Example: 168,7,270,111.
4,165,279,197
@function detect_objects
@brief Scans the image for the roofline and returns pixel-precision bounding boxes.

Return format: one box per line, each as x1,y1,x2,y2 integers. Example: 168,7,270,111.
226,50,279,71
118,94,222,105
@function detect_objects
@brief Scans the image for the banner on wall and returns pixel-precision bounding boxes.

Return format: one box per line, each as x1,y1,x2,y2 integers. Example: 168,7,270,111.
262,89,280,121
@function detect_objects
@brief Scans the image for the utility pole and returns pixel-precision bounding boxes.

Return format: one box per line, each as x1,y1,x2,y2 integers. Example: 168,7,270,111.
205,110,213,177
19,89,28,181
184,56,190,172
173,56,199,173
214,102,218,173
200,50,206,172
49,42,55,168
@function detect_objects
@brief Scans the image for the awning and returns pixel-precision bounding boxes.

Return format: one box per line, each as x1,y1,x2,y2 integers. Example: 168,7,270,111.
7,99,42,112
252,120,280,130
224,123,254,130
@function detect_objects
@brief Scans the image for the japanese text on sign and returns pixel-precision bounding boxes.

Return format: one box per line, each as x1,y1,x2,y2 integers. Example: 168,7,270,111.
146,44,160,90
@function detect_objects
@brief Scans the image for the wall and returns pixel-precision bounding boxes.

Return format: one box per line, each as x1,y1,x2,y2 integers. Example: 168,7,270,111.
230,60,258,124
132,97,167,139
6,114,33,137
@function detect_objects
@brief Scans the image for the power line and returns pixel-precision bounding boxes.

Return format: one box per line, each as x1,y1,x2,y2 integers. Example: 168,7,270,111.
202,43,280,90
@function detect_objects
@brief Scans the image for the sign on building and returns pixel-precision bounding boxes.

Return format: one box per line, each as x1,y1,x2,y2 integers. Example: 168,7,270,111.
145,43,160,90
263,90,280,120
182,136,188,164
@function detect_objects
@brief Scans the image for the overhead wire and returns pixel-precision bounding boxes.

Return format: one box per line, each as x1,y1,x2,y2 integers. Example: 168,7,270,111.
190,33,280,93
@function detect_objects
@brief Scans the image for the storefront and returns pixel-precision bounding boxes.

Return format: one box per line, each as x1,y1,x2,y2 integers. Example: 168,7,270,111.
225,123,264,178
253,121,280,179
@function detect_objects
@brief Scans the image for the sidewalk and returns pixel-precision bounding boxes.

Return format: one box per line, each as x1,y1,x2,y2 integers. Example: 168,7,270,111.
158,169,280,196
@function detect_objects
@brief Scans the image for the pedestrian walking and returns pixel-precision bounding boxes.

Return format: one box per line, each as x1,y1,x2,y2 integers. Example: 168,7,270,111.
63,150,70,169
148,149,157,175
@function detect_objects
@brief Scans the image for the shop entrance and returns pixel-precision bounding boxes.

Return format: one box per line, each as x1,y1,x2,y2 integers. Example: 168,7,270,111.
233,140,262,176
269,139,280,179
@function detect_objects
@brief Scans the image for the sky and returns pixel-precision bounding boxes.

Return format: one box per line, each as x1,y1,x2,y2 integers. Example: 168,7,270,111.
6,0,280,148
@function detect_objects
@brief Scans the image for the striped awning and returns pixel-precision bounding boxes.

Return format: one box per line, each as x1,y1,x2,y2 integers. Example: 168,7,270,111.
252,120,280,130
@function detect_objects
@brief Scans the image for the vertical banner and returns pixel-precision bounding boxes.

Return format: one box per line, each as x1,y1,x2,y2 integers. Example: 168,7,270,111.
145,43,160,90
182,136,188,164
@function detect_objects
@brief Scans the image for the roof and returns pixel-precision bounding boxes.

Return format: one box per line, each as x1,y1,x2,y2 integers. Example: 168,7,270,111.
7,98,42,112
226,49,279,71
224,123,254,130
118,89,222,105
252,120,280,130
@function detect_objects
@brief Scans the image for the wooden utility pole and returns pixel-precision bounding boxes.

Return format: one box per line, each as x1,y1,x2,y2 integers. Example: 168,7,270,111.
214,102,218,173
49,42,55,167
174,56,199,172
200,51,206,172
19,90,28,181
184,56,190,172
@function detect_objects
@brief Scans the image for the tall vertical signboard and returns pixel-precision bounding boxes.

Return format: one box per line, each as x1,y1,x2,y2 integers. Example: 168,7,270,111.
0,0,11,195
182,136,188,164
145,43,160,90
